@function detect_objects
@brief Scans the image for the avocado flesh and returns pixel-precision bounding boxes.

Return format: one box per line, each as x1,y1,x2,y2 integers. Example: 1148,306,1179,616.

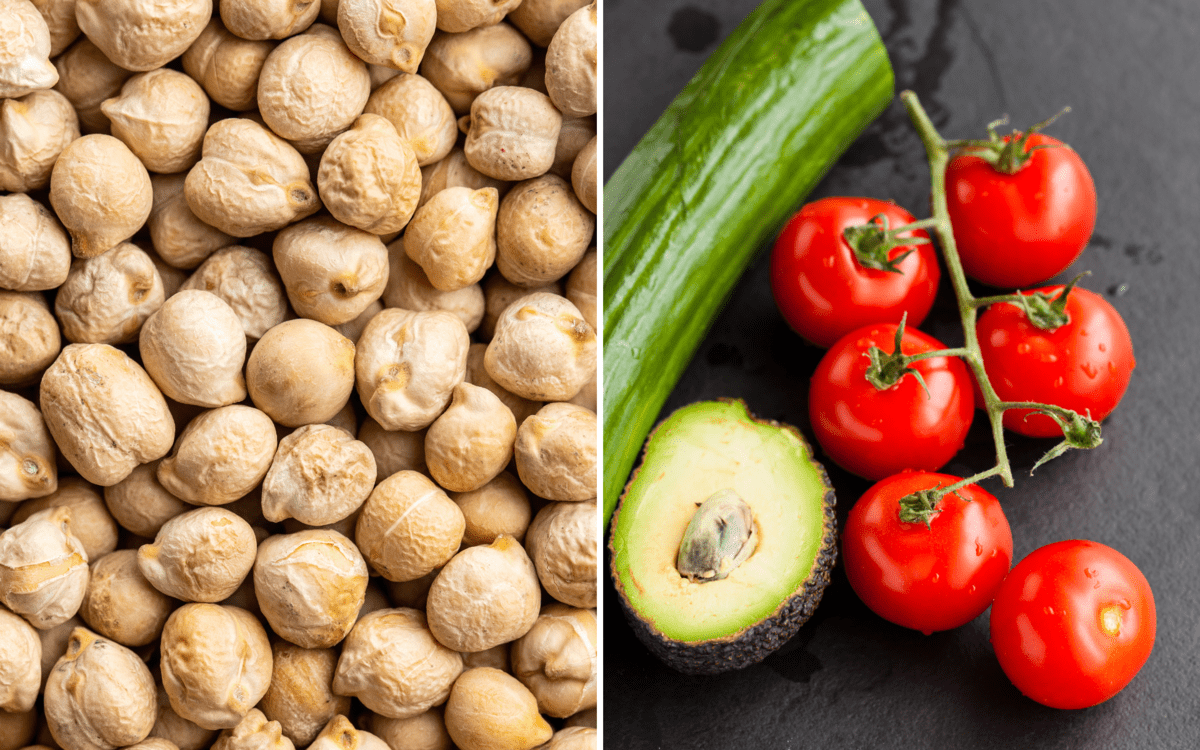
611,400,835,651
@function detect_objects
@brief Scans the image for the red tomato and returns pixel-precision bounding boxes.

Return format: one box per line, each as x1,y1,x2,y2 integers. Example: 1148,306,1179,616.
809,324,973,480
770,197,939,348
946,133,1096,289
843,472,1013,635
990,540,1156,709
977,286,1135,437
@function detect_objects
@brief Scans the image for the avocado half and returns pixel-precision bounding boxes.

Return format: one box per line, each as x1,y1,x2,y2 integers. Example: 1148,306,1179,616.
610,399,837,675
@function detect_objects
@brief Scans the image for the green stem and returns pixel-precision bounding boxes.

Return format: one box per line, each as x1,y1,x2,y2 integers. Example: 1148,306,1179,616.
997,401,1080,420
938,464,1005,496
891,217,942,233
971,294,1026,308
905,347,972,363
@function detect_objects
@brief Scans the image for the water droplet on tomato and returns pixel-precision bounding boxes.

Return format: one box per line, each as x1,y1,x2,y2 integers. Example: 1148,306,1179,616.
1079,328,1089,337
931,572,939,583
1081,362,1098,378
1053,377,1064,388
1084,568,1094,577
968,585,977,594
1041,353,1058,363
1016,343,1032,354
1044,606,1055,616
823,255,835,268
1120,598,1132,610
1108,362,1118,373
1098,343,1107,352
975,539,983,556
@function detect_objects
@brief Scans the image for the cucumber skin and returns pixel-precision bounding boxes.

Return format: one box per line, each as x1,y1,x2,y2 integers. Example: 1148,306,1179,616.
603,0,894,525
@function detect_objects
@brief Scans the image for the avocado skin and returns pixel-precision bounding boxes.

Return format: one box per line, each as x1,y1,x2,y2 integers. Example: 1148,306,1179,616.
609,401,838,675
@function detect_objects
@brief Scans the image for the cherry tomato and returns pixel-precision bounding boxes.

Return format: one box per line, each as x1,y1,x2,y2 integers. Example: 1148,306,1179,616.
809,324,974,480
946,133,1096,289
770,197,939,348
977,286,1135,437
990,540,1156,709
843,471,1013,635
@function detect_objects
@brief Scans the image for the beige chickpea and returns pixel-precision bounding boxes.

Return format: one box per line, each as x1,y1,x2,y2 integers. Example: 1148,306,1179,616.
45,627,157,749
544,4,595,118
387,567,436,609
101,69,210,174
443,668,552,750
183,19,275,112
0,708,37,750
0,89,78,192
563,709,595,729
221,0,320,40
564,249,596,330
538,727,596,750
180,246,288,340
35,614,79,693
480,276,561,341
52,37,133,134
29,0,80,56
509,0,588,47
550,116,594,180
566,373,596,413
434,0,521,33
0,194,70,292
0,392,56,502
148,173,235,270
418,147,508,209
104,460,191,539
262,424,376,525
157,406,277,506
150,248,188,298
496,175,593,287
259,643,349,747
0,0,58,98
511,605,596,718
420,24,532,114
426,535,540,652
273,217,390,325
404,187,498,292
0,507,87,628
461,642,509,672
484,293,595,402
258,25,371,154
40,344,175,486
0,291,60,386
75,0,210,71
10,477,119,560
139,507,257,602
514,402,595,502
140,291,248,408
50,134,153,259
369,708,452,750
358,417,427,480
247,319,356,427
0,605,41,712
55,242,165,345
465,342,543,434
80,549,175,647
452,472,531,547
338,0,436,72
333,608,463,718
363,73,456,166
425,383,516,493
319,114,422,235
570,136,596,214
368,61,401,89
463,87,562,181
333,299,382,344
311,717,390,750
356,470,464,581
160,603,273,730
526,501,595,608
185,118,320,238
212,709,295,750
149,685,218,750
383,240,484,333
355,308,470,431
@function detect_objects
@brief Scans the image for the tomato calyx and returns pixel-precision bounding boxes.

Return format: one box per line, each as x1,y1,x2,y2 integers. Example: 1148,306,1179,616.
841,214,936,274
897,487,944,528
978,273,1089,331
863,314,930,394
1027,407,1104,473
947,108,1072,175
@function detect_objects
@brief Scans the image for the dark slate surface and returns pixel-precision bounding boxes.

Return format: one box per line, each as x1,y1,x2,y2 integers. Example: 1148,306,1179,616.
602,0,1200,746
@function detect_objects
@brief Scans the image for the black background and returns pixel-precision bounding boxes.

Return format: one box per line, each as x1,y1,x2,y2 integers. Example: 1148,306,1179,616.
603,0,1200,747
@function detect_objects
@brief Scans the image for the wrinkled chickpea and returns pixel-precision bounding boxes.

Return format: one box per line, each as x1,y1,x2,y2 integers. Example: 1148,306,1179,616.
29,0,79,57
356,470,464,582
157,406,277,506
405,186,498,292
55,242,165,345
421,24,532,114
434,0,521,33
369,708,452,750
383,240,485,332
544,4,596,119
525,501,596,609
338,0,437,72
10,476,119,560
511,605,597,718
358,418,428,480
148,173,235,270
319,114,422,235
35,613,78,693
0,391,57,502
259,643,349,747
262,424,376,525
514,403,596,502
102,69,210,174
539,727,597,750
80,548,175,647
180,246,288,340
221,0,320,41
0,194,70,292
141,290,248,408
149,685,218,750
565,249,597,330
0,89,78,193
453,472,532,547
273,216,390,325
463,87,562,182
103,460,191,540
443,668,552,750
211,709,294,750
50,134,153,258
0,604,41,712
571,136,597,214
496,175,593,288
510,0,589,48
310,714,391,750
0,507,88,629
480,275,561,341
484,293,596,402
363,73,457,166
182,19,275,112
425,383,516,493
0,0,59,98
75,0,211,72
419,147,508,209
0,291,60,387
139,507,258,602
52,37,133,134
247,319,356,427
465,342,543,434
550,116,595,180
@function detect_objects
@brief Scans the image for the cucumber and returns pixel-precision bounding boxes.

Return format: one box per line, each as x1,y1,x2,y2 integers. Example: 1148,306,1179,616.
603,0,894,525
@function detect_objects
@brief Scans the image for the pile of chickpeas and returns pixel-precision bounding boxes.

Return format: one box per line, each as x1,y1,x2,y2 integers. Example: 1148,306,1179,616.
0,1,597,749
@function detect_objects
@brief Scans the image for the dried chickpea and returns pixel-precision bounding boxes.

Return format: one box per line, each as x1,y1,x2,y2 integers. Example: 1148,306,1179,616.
405,186,498,292
363,73,456,166
570,136,596,214
425,536,540,653
484,293,596,402
434,0,521,33
257,25,370,154
355,470,464,581
273,217,390,325
525,501,595,608
563,709,595,729
318,114,422,235
0,89,78,192
79,549,174,647
50,134,153,259
0,507,88,629
55,242,165,345
463,87,562,181
443,667,552,750
182,19,274,112
75,0,210,72
101,69,210,174
544,4,596,118
452,472,531,547
35,614,80,693
0,0,58,98
221,0,320,40
149,685,218,750
52,38,133,134
425,383,516,493
358,417,427,480
496,175,593,288
10,477,119,560
160,603,273,731
368,61,401,89
262,424,376,525
465,342,542,427
0,708,37,750
480,276,561,341
0,291,60,386
564,249,596,330
538,727,596,750
138,507,257,602
150,249,188,298
418,147,507,209
420,24,531,114
386,568,436,609
0,391,56,502
0,605,41,712
29,0,79,56
310,715,390,750
259,643,348,747
510,605,596,718
508,0,588,47
185,118,320,238
103,460,191,539
461,642,509,672
549,116,594,180
148,173,235,270
383,241,484,333
180,246,288,340
369,709,452,750
44,627,157,749
157,406,277,506
334,300,382,344
140,291,248,408
247,319,356,427
0,194,70,292
337,0,436,72
211,709,294,750
40,343,175,486
333,608,464,718
514,403,595,502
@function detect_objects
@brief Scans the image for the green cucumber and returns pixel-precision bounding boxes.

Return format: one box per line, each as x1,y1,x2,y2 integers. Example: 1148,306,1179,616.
603,0,894,525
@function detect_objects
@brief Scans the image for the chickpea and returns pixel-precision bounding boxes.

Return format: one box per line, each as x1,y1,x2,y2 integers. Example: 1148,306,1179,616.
525,501,596,608
0,194,70,292
140,290,248,408
80,549,175,647
29,0,80,57
514,402,595,502
564,249,596,330
55,242,165,345
464,342,543,432
571,145,597,218
443,668,552,750
564,709,595,729
0,0,59,98
52,37,133,135
10,476,119,560
363,73,456,166
259,643,349,747
148,173,235,270
247,319,356,428
425,383,516,493
383,239,485,333
434,0,521,34
309,714,391,750
358,417,427,480
356,470,464,582
419,147,508,209
211,709,295,750
508,0,589,48
35,614,79,693
75,0,211,72
369,708,453,750
550,116,595,180
0,89,78,192
420,24,532,114
538,727,596,750
0,291,61,387
273,216,390,325
452,472,532,547
221,0,320,41
480,275,561,341
180,246,288,340
510,604,596,718
156,406,277,506
463,87,562,182
0,604,41,712
318,114,422,235
101,69,210,174
139,507,258,603
149,685,218,750
0,507,88,629
461,642,510,672
544,4,596,119
262,424,376,525
182,19,275,112
496,175,593,288
0,391,57,502
50,134,153,259
103,460,192,539
484,293,596,402
0,708,37,750
338,0,437,72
